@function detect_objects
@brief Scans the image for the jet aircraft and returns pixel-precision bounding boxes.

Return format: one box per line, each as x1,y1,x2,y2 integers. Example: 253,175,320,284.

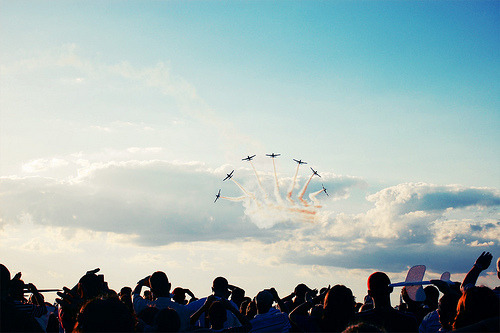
322,184,329,196
214,189,221,203
266,153,281,158
293,159,307,165
242,155,256,161
310,167,321,177
223,170,234,181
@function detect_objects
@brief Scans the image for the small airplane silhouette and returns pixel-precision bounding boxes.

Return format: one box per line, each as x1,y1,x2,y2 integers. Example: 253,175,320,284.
266,153,281,158
293,159,307,165
322,184,329,196
223,170,234,181
242,155,256,161
310,167,321,177
214,189,221,203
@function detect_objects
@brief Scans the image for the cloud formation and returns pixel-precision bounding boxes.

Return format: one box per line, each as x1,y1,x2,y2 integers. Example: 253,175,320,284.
1,159,498,274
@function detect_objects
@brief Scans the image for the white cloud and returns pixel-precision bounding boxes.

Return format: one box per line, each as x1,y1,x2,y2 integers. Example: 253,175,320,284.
2,159,499,275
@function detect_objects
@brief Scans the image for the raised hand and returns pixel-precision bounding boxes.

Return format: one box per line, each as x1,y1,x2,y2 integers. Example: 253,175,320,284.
474,251,492,270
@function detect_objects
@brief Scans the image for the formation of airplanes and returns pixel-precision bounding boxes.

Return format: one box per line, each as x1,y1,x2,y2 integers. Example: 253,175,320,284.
223,170,234,181
215,154,329,202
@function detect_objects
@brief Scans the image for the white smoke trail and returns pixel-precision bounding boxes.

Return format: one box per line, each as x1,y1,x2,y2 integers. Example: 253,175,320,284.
309,189,324,208
250,161,268,200
287,164,300,203
272,159,284,204
221,196,247,202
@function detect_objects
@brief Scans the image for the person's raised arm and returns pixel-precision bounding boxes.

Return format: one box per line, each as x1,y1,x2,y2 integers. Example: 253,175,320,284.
269,288,288,313
220,298,252,332
26,283,47,315
132,276,150,295
190,295,215,326
461,252,492,292
184,288,197,301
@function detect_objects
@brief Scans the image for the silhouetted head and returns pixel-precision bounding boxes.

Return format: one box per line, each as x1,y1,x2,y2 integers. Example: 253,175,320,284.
154,308,181,332
138,306,160,326
78,273,105,300
246,300,257,319
324,285,355,314
294,283,311,298
367,272,393,299
149,271,171,297
74,298,136,332
423,285,439,310
212,277,229,298
453,286,500,330
120,286,132,296
208,301,227,329
9,278,25,301
172,287,186,304
255,290,274,314
321,285,356,332
230,287,245,307
0,264,11,299
437,293,459,331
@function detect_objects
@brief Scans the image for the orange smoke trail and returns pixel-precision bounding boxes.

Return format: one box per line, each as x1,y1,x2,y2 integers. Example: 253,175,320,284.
231,178,260,207
298,174,314,206
287,164,300,203
309,189,324,208
250,161,267,199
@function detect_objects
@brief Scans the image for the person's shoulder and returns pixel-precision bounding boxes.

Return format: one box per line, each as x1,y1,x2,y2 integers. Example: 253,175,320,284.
185,297,206,310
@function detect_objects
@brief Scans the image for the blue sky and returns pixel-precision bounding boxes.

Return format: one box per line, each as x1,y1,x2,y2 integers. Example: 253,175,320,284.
1,1,499,303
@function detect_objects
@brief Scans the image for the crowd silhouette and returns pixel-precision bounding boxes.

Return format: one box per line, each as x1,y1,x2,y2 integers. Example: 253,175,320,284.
1,252,498,332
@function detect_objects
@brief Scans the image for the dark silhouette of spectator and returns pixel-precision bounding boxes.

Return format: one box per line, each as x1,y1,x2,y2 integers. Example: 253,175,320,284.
56,268,110,332
359,295,374,312
137,306,160,327
453,286,499,331
399,286,429,324
290,284,355,332
173,287,197,305
186,276,241,329
144,289,154,301
239,298,251,316
245,300,257,320
229,285,246,310
320,285,356,332
73,297,136,332
154,308,182,332
423,286,439,312
291,284,313,311
437,293,459,331
119,286,134,313
132,271,190,331
249,289,291,332
190,296,251,332
353,272,418,332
